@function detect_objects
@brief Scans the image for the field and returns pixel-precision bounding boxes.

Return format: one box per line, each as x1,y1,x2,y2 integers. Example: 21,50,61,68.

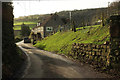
13,21,37,30
14,21,37,25
34,25,110,55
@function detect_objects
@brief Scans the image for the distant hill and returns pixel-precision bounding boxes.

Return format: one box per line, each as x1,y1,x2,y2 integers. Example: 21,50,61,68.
14,8,107,30
14,1,120,29
57,8,107,26
14,14,50,23
14,14,50,30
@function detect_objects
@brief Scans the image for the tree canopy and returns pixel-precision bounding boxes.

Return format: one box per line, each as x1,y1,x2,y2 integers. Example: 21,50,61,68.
21,23,31,37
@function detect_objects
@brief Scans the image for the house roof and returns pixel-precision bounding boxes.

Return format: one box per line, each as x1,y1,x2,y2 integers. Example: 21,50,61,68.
40,14,57,26
32,14,54,30
32,13,64,30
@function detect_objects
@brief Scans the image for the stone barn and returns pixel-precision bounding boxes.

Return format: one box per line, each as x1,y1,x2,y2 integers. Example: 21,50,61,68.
31,13,67,40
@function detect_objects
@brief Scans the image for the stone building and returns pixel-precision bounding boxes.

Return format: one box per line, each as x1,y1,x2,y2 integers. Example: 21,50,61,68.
31,13,68,40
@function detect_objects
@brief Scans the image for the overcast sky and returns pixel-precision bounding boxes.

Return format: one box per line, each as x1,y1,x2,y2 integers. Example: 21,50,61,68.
12,0,115,18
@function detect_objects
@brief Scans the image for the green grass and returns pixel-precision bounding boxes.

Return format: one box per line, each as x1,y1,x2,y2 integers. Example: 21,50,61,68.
13,24,36,30
13,21,37,30
13,26,21,30
14,21,37,26
34,25,110,55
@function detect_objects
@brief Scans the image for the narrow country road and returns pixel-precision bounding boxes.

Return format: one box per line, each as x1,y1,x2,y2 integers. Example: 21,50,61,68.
16,41,111,78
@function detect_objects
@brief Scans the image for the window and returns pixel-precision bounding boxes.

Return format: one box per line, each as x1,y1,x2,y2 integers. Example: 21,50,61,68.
46,27,53,31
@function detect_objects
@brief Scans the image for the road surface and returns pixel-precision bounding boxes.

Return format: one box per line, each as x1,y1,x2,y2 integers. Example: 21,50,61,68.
16,41,112,78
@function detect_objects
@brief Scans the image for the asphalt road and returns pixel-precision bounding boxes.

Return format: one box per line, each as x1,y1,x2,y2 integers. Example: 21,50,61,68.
16,41,111,78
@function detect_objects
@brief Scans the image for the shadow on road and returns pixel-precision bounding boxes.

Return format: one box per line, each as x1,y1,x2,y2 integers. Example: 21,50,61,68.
34,53,76,67
32,53,87,78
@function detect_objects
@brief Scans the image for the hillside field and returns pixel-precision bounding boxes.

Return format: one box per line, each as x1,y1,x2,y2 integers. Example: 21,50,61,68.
13,21,37,30
34,25,110,55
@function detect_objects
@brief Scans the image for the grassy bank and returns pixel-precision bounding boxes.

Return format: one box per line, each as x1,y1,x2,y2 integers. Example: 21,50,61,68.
34,25,110,55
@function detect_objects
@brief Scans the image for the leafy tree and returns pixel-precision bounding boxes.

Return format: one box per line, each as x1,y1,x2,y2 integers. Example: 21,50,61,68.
21,23,31,37
109,1,120,16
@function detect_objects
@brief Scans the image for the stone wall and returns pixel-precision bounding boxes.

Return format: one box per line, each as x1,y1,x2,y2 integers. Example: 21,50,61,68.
109,15,120,70
71,43,120,70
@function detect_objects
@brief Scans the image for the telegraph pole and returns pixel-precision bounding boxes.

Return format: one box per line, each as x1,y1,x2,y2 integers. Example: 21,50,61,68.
69,11,71,22
69,11,72,30
108,2,110,18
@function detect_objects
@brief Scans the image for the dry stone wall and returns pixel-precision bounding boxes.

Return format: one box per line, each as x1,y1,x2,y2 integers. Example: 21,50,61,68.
109,15,120,70
71,43,120,70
